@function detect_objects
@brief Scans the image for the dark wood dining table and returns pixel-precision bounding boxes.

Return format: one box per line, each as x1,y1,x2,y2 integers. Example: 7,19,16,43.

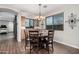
28,29,48,49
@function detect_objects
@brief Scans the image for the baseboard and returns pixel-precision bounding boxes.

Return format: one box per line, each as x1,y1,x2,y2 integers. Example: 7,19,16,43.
54,40,79,49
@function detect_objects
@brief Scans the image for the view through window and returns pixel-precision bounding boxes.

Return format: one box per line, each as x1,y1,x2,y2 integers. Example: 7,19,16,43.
45,13,64,30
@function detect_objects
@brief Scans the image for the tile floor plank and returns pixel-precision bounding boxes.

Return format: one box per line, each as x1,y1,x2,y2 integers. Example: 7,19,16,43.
0,39,79,54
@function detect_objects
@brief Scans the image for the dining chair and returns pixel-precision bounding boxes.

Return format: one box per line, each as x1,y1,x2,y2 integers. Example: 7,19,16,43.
29,30,39,53
36,30,50,54
48,29,54,53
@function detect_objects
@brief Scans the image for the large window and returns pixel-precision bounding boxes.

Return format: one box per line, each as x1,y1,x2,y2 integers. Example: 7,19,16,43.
25,18,34,28
45,13,64,30
46,16,53,29
46,16,53,25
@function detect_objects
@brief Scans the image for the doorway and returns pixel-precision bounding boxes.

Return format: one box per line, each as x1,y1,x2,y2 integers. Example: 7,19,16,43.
0,8,18,41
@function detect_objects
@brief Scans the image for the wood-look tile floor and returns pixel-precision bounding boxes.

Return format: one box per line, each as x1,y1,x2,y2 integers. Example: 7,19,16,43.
0,33,14,40
0,39,79,54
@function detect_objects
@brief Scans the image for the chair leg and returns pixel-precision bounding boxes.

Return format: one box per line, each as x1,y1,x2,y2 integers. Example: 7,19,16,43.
30,43,31,54
25,38,27,51
48,45,49,54
25,44,26,50
52,43,54,53
47,43,49,54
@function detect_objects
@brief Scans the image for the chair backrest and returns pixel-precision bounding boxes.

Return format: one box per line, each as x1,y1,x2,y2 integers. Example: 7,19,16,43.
48,29,54,40
29,30,39,39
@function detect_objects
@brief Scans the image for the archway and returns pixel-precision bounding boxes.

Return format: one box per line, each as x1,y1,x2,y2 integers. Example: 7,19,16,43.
0,8,18,41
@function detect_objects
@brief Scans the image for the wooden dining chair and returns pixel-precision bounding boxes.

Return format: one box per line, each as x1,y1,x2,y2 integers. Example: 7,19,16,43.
48,29,54,53
29,30,39,53
38,30,49,54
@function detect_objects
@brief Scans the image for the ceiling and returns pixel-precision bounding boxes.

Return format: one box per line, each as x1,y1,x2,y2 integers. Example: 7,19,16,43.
0,12,15,21
0,4,63,16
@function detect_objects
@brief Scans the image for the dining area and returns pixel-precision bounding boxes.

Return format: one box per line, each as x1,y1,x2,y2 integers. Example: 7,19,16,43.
19,4,79,54
24,29,54,54
20,4,63,54
0,4,79,54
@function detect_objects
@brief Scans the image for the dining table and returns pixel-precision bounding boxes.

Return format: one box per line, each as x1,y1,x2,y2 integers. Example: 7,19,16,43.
27,29,48,49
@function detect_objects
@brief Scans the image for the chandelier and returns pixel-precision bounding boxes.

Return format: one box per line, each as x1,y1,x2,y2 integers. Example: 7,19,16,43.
35,4,45,20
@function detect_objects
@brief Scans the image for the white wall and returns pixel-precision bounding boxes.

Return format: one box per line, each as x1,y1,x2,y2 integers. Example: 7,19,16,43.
0,11,14,32
0,21,13,32
0,21,8,26
8,22,13,32
47,5,79,49
63,5,79,48
17,13,21,42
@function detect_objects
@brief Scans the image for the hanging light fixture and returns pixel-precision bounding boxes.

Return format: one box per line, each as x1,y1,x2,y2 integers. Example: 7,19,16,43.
35,4,45,20
34,4,45,27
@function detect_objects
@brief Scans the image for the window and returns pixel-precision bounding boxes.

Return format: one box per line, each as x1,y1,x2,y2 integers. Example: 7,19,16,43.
25,19,30,27
25,18,34,28
53,13,64,30
30,19,34,28
45,13,64,30
46,16,53,25
46,16,53,29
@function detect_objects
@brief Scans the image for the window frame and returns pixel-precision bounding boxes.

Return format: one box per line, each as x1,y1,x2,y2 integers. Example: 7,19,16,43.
45,12,64,30
45,16,54,29
25,18,34,28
